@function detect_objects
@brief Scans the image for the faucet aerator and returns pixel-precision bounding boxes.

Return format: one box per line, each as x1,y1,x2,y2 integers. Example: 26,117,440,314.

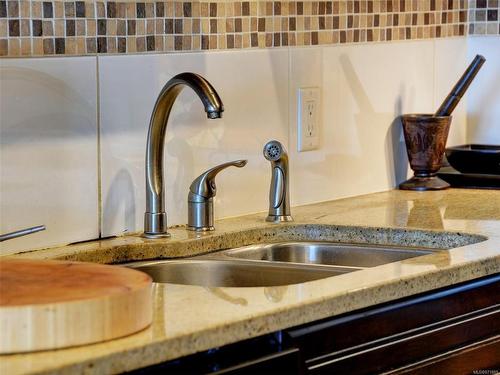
207,111,222,119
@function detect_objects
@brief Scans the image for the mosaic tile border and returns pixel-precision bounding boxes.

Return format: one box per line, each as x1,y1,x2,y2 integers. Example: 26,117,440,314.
468,0,499,35
1,0,470,57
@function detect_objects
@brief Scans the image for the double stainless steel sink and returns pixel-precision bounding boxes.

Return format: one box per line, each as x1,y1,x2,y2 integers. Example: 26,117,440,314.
126,242,439,287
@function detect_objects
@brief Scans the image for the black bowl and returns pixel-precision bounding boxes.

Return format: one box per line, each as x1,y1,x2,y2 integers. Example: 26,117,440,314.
445,144,500,175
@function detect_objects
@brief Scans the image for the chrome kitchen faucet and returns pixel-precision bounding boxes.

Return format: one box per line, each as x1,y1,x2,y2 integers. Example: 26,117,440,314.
144,72,224,238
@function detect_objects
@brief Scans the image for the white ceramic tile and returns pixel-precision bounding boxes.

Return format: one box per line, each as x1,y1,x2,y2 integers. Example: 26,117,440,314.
433,38,468,147
3,39,494,254
289,40,436,206
99,49,289,237
466,37,500,144
0,57,99,255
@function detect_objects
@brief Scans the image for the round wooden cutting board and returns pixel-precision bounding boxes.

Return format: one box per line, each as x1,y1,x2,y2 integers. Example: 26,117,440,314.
0,258,153,354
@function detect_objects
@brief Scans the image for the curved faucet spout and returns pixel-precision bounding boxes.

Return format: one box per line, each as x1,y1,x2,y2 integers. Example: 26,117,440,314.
144,72,224,238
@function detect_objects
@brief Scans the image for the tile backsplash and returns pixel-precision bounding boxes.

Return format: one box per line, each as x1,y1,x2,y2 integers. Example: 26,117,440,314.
0,56,99,253
0,0,473,57
4,36,497,255
1,0,498,254
468,0,499,35
98,49,289,236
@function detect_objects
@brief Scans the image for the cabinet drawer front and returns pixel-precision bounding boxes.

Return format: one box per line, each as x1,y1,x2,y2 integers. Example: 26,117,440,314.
307,307,500,375
285,275,500,361
393,336,500,375
213,349,300,375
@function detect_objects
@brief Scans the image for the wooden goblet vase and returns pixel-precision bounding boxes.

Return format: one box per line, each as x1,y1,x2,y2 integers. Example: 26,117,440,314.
399,114,452,191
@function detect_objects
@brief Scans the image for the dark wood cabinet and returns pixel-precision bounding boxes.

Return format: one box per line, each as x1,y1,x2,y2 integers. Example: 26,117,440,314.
131,274,500,375
285,273,500,374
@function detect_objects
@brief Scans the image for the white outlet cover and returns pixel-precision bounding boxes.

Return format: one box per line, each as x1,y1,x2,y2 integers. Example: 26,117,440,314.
297,87,321,152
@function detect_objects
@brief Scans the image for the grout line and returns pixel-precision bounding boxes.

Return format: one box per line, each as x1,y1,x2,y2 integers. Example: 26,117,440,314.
95,55,103,238
287,42,292,155
432,37,437,112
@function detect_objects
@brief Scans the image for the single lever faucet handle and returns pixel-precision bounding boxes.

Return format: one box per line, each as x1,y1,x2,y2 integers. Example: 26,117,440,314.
189,160,247,198
188,160,247,231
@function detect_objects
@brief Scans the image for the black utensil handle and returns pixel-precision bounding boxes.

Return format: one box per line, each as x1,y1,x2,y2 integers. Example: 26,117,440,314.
435,54,486,117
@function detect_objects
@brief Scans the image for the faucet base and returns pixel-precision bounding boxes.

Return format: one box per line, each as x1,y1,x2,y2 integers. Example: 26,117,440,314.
143,212,171,238
266,215,293,223
142,232,171,239
187,226,215,232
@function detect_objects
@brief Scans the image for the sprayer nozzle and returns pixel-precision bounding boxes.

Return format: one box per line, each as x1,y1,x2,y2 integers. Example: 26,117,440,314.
263,140,284,161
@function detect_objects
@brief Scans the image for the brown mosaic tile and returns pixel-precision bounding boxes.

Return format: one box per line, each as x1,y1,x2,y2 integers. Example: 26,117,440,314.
107,36,116,52
41,2,52,18
126,35,135,51
117,19,126,35
0,38,7,55
54,1,64,18
54,36,64,53
54,19,64,35
145,2,154,18
65,2,74,18
173,34,181,49
8,18,18,36
75,1,85,17
125,2,135,18
20,37,30,54
127,19,136,35
64,36,75,54
117,35,126,52
0,1,7,18
0,19,7,37
146,18,154,33
19,0,29,17
8,37,19,55
135,18,145,34
87,18,96,35
42,37,52,53
41,19,52,35
154,34,163,50
116,2,125,18
76,19,85,35
0,0,481,56
136,2,145,18
8,1,19,17
96,35,106,52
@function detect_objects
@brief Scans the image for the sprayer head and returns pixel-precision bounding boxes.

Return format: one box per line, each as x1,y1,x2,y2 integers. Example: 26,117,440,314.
263,140,284,162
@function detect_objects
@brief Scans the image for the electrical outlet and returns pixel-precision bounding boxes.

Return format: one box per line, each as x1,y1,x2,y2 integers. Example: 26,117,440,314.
297,87,321,152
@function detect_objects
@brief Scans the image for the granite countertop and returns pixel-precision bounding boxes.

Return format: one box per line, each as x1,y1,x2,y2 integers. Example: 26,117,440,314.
2,189,500,375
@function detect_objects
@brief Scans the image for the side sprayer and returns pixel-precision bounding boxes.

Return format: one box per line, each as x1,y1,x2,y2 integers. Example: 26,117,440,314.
263,140,293,223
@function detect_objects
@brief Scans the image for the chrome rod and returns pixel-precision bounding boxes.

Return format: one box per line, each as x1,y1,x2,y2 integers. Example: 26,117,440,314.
0,225,46,242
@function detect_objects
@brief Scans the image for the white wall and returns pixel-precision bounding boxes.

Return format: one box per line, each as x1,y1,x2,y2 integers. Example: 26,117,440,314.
0,58,99,254
99,50,289,237
1,38,477,255
465,37,500,144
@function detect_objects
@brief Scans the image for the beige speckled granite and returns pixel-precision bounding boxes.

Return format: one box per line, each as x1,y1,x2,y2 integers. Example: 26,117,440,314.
2,189,500,375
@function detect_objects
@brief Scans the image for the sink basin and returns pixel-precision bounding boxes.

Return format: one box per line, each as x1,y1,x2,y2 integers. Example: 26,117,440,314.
126,241,439,287
127,259,358,287
222,242,436,268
